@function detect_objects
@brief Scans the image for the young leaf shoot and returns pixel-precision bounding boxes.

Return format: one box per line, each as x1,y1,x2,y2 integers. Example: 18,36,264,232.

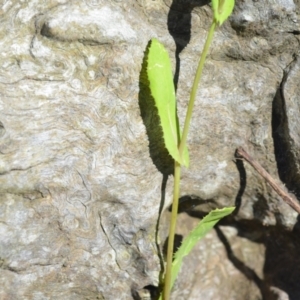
212,0,235,25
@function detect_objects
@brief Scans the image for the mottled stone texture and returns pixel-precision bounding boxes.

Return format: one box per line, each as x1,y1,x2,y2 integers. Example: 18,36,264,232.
1,0,300,299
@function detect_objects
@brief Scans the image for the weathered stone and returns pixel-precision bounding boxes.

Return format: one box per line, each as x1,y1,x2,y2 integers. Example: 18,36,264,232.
1,0,300,299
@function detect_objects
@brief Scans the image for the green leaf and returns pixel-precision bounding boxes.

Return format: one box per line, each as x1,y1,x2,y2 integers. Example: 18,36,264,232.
212,0,235,25
147,38,189,167
161,206,235,297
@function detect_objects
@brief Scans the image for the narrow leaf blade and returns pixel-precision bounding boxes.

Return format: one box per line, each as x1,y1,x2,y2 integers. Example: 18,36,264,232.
147,38,189,167
170,207,235,290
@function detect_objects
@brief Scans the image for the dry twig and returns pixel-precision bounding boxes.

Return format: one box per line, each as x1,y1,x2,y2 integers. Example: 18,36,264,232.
236,147,300,214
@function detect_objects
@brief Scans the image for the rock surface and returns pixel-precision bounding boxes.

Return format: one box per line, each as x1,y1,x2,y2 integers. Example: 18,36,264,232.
1,0,300,299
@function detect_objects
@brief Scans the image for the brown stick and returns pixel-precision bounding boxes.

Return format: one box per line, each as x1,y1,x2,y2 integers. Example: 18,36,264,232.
236,147,300,214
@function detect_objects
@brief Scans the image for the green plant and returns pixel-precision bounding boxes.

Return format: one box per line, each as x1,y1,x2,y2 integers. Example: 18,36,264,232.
159,207,234,299
144,0,235,299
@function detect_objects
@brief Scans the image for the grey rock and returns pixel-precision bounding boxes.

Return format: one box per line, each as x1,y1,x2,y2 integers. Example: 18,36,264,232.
1,0,300,299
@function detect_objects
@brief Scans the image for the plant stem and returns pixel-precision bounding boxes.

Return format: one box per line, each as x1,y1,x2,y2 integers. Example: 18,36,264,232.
163,20,217,300
163,161,181,300
179,20,216,157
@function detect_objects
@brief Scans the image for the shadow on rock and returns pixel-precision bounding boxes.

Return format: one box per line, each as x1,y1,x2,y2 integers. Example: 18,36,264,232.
167,0,210,89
